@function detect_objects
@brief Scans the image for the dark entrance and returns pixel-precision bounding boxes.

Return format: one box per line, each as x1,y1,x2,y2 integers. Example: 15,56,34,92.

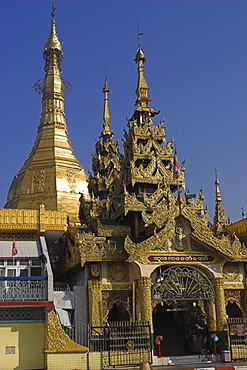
107,302,130,322
153,302,208,356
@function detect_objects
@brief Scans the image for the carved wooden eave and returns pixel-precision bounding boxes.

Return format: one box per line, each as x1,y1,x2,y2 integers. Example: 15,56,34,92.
56,225,128,276
76,229,127,266
126,156,185,188
180,201,247,261
92,219,131,237
123,192,247,263
124,217,176,263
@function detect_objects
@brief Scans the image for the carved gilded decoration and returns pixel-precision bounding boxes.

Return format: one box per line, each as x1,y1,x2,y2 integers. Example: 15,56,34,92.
136,278,153,330
213,278,227,331
66,171,77,193
123,190,247,263
0,205,67,232
224,283,245,290
33,170,46,193
108,262,129,282
46,310,88,352
223,262,240,282
77,229,127,267
88,279,103,325
102,290,132,323
102,284,132,291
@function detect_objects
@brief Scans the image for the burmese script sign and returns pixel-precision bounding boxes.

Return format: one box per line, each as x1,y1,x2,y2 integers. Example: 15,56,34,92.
148,255,215,263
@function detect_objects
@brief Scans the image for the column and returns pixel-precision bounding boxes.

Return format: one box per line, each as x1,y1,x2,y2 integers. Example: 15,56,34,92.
213,277,227,331
205,300,217,331
88,279,102,325
136,277,153,329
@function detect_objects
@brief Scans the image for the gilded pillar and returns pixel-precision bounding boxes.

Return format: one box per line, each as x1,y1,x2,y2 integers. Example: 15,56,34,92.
244,279,247,315
213,277,227,331
88,279,102,325
136,277,153,331
205,300,216,331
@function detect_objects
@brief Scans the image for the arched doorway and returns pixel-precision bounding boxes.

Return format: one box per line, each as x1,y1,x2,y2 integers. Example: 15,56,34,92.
226,302,243,318
152,265,215,356
153,301,208,355
107,302,130,322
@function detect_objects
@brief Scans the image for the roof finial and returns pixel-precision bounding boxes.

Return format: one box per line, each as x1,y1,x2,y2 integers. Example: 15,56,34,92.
101,76,114,140
137,21,143,49
51,1,56,18
44,1,62,52
134,23,150,108
214,168,222,203
242,207,246,219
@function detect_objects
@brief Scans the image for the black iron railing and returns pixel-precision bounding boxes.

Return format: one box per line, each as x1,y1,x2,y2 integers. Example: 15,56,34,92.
0,277,48,301
89,321,152,366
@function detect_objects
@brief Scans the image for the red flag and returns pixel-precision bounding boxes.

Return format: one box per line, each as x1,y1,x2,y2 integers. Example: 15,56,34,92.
173,148,179,179
12,241,18,256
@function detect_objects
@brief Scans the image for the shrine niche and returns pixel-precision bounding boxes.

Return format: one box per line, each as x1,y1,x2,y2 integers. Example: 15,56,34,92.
102,291,132,323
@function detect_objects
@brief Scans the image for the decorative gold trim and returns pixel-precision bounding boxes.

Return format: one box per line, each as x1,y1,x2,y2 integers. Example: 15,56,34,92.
0,206,67,232
102,284,132,291
46,310,88,352
107,262,129,282
224,283,245,290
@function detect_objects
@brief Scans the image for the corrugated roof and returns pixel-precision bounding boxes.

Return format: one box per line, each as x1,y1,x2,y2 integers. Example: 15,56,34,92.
0,240,42,258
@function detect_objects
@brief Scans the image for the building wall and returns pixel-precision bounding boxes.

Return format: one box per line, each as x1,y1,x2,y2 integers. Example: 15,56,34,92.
1,322,45,370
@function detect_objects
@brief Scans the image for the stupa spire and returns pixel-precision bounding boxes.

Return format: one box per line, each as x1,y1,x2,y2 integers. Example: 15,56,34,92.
5,5,88,222
134,28,151,107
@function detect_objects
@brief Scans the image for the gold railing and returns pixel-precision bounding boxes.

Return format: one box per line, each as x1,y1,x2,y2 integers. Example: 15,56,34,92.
0,205,67,232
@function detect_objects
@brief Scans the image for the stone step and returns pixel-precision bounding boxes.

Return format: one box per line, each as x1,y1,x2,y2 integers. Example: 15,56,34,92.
152,354,212,366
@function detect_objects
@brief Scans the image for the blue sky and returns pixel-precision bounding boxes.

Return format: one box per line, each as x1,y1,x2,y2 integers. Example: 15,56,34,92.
0,0,246,223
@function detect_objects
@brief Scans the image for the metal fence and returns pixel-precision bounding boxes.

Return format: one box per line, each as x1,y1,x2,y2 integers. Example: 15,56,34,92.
0,277,48,301
228,317,247,360
62,323,89,347
89,321,152,367
63,321,152,367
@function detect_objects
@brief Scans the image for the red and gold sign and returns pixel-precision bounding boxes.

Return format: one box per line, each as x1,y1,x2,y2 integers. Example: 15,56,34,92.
148,255,215,263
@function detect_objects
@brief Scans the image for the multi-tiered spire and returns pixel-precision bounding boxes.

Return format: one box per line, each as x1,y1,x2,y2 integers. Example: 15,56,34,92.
84,79,122,220
212,171,228,235
5,6,88,222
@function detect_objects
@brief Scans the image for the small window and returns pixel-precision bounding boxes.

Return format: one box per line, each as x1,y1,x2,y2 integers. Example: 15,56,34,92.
31,268,42,276
32,258,41,266
20,269,29,277
7,260,17,266
7,269,16,277
0,260,4,266
20,259,30,266
0,268,5,277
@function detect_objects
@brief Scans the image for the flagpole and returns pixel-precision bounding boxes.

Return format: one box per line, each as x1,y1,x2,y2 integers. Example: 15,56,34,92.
12,235,15,269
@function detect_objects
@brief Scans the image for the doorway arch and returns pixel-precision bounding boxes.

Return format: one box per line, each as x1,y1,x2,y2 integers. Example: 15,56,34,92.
152,265,215,301
152,265,214,356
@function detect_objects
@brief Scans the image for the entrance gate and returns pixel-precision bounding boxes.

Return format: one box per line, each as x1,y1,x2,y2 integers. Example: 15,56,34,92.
152,265,215,356
228,317,247,360
88,321,152,367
